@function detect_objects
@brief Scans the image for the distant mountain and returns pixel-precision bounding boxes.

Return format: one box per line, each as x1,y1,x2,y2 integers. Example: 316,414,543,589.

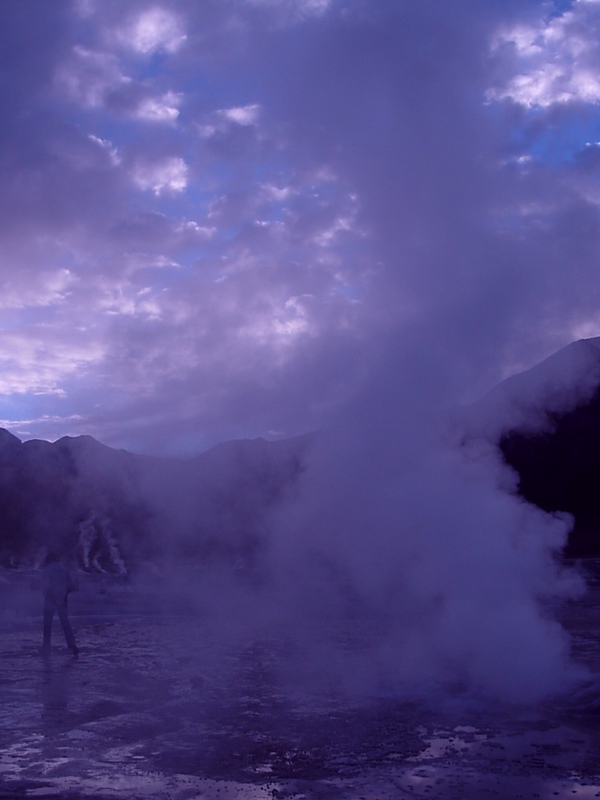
465,337,600,555
4,337,600,569
0,430,313,572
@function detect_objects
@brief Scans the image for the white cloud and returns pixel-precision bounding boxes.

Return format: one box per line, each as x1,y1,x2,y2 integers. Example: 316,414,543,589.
0,269,75,310
489,1,600,106
199,104,262,138
135,91,182,123
260,184,293,202
314,215,355,247
220,104,261,126
132,157,188,195
98,285,163,320
118,7,186,55
174,220,215,238
243,294,315,358
0,330,104,397
88,134,121,165
0,414,85,438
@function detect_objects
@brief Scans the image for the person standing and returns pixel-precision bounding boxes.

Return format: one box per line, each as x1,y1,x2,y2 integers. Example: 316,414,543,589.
41,552,79,657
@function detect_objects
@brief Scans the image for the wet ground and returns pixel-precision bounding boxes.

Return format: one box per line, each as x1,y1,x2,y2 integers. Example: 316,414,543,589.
3,563,600,799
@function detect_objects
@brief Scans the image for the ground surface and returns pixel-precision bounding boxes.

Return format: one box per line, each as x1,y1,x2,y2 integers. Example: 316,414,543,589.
2,563,600,799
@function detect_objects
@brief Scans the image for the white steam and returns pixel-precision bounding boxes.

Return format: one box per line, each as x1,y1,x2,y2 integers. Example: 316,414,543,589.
262,413,583,703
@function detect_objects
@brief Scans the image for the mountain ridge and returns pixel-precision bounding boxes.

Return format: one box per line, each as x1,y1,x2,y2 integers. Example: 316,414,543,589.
3,335,600,567
0,429,313,571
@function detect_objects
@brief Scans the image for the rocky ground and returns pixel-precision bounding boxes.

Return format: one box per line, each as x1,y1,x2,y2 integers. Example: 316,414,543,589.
2,563,600,799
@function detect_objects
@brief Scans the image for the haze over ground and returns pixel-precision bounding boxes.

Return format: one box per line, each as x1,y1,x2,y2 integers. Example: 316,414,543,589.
1,1,600,703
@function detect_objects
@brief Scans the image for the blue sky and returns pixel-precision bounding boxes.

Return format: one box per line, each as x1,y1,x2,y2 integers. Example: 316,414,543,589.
1,0,600,455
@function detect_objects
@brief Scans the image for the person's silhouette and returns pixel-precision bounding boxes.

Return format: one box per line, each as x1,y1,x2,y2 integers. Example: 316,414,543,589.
41,552,79,657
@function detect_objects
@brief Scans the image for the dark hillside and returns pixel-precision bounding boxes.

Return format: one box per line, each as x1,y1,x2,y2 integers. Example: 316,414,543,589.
500,385,600,556
0,430,312,571
465,337,600,556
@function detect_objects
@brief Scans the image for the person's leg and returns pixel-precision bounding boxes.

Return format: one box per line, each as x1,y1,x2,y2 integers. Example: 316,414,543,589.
56,598,78,654
42,593,54,654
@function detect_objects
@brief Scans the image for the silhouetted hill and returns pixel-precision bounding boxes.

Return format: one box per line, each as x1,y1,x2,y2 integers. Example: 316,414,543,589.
0,431,313,571
466,337,600,555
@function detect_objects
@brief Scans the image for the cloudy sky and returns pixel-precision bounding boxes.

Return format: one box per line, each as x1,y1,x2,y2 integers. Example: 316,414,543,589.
2,0,600,455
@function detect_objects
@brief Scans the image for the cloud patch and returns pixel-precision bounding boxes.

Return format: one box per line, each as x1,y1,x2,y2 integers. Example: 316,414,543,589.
117,7,187,55
131,157,188,195
490,1,600,106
